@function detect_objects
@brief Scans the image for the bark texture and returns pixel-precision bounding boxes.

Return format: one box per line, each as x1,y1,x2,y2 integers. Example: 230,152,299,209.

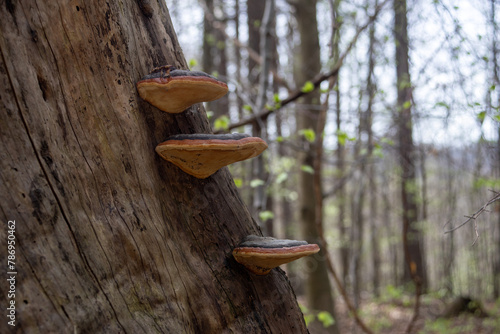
293,0,339,333
393,0,427,290
0,1,308,333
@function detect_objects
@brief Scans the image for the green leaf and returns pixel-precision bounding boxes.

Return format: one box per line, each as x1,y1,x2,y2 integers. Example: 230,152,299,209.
493,114,500,123
276,172,288,184
214,115,230,130
276,136,284,143
206,111,214,119
490,84,496,91
273,93,281,103
259,210,274,222
301,81,315,93
299,128,316,143
435,101,450,109
336,130,355,146
243,104,253,112
477,111,486,123
233,178,243,188
250,179,265,188
403,100,412,109
188,59,198,68
301,165,314,174
317,311,335,328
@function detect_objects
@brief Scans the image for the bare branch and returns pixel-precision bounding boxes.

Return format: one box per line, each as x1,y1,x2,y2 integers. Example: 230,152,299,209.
444,190,500,244
219,0,390,133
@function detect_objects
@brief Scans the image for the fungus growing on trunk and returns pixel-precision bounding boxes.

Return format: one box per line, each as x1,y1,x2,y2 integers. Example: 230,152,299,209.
232,235,320,275
137,65,228,113
155,133,268,179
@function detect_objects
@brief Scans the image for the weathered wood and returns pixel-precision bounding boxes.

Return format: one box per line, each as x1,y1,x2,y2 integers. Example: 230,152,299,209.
0,0,308,333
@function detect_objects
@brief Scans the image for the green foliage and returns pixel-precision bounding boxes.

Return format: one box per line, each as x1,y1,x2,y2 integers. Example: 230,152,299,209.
301,81,315,93
384,284,404,300
188,58,198,68
403,100,412,109
473,177,500,189
250,179,265,188
299,128,316,143
275,172,288,184
206,111,214,119
243,104,253,112
301,165,314,174
214,115,230,130
336,130,355,146
259,210,274,222
371,143,383,158
434,101,450,110
299,305,315,327
477,111,487,123
317,311,335,328
299,304,335,329
233,178,242,188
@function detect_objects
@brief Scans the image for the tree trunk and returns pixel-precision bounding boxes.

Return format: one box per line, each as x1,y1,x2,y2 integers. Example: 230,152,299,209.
0,1,308,333
293,1,339,333
393,0,427,290
202,0,229,121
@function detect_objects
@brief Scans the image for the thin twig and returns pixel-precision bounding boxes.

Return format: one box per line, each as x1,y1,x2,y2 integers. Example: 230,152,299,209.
444,191,500,245
221,0,390,133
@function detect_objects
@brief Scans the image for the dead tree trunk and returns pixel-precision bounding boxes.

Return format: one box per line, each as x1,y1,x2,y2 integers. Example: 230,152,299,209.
0,1,308,333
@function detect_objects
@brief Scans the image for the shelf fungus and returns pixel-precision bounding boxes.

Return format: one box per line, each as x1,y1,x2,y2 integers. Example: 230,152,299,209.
137,65,228,113
232,235,320,275
155,133,268,179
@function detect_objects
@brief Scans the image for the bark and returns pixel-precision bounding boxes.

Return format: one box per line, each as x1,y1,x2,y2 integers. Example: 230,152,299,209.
366,6,379,298
293,1,339,333
491,0,500,300
247,0,265,85
393,0,427,290
0,1,308,333
202,0,229,121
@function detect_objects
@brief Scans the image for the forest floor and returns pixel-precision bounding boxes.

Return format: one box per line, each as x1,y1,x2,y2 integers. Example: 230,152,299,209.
334,294,500,334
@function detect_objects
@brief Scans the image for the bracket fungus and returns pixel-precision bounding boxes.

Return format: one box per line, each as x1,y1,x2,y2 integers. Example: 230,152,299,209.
232,235,320,275
155,133,268,179
137,65,228,113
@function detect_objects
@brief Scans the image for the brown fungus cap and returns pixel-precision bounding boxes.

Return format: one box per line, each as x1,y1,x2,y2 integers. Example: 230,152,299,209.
137,65,228,113
155,133,268,179
232,235,320,275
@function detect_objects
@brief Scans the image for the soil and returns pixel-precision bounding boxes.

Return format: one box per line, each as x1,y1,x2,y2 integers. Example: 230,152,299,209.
330,296,500,333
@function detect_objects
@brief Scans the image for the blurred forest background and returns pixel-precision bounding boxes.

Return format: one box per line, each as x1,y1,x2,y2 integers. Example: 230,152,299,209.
166,0,500,332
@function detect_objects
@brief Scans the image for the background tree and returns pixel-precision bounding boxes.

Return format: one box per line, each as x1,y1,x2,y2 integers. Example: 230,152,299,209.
0,1,309,332
393,0,427,291
292,0,339,333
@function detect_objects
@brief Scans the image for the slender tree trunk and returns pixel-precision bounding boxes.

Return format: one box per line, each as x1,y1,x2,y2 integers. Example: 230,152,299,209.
293,1,339,333
202,0,229,120
393,0,427,291
0,1,308,333
490,0,500,299
366,8,380,298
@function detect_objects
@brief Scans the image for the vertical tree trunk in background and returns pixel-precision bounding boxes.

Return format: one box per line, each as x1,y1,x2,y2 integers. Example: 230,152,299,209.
293,1,339,333
202,0,229,121
366,8,380,298
0,1,308,333
491,0,500,300
393,0,427,290
443,149,456,295
332,1,349,288
247,0,265,85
